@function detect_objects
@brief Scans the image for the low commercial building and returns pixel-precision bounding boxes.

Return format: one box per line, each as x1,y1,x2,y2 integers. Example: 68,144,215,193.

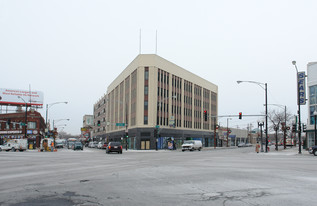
0,109,45,148
95,54,218,150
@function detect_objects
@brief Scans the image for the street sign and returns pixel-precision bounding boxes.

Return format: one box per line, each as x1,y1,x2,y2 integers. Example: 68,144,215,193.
156,125,160,129
116,123,125,127
298,72,306,105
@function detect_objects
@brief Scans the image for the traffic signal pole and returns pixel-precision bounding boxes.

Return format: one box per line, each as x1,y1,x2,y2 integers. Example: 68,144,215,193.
214,117,217,149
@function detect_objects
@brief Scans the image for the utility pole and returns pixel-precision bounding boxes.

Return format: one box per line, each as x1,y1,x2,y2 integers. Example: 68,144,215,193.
214,117,217,149
258,122,264,152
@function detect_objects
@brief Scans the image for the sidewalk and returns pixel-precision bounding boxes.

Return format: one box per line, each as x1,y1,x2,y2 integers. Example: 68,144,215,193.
257,146,311,156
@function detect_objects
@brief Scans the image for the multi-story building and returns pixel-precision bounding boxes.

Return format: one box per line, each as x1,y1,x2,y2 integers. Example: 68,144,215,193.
306,62,317,148
80,115,94,141
97,54,218,150
93,94,107,141
83,115,94,128
0,109,45,148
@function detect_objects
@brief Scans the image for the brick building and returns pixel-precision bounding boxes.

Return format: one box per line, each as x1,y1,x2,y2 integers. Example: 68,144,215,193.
0,109,46,148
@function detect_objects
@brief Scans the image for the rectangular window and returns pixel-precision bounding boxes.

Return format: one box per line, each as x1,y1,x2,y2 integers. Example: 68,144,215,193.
310,86,317,105
144,101,148,111
145,69,149,80
144,86,148,95
310,106,317,125
144,116,148,125
28,122,36,129
310,85,317,125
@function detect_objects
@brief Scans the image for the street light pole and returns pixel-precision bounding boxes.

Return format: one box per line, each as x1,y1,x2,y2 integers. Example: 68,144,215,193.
266,104,287,149
258,122,264,152
265,83,268,152
292,61,302,154
52,119,70,147
45,102,68,130
227,118,231,147
237,80,268,152
18,96,28,143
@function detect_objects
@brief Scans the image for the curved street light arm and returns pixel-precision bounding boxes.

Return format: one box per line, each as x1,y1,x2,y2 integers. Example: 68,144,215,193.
48,102,68,109
237,80,265,90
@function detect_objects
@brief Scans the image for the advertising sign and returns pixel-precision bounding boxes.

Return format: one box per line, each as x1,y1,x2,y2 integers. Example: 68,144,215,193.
81,127,90,140
298,72,306,105
0,88,44,107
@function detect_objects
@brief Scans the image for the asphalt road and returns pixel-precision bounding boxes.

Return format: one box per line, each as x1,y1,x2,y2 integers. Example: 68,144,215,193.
0,146,316,206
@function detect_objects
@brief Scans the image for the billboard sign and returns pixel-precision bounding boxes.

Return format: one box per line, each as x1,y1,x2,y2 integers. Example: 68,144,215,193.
298,72,306,105
0,88,44,107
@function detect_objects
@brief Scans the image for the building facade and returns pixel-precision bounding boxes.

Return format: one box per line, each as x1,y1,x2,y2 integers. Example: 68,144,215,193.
83,115,94,128
306,62,317,148
97,54,218,150
0,109,45,148
93,94,107,141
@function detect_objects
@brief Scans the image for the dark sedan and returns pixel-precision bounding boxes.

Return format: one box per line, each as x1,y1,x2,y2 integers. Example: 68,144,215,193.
73,142,83,151
106,142,122,154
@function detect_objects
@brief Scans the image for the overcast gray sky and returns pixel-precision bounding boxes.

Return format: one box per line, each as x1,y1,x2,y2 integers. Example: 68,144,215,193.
1,0,316,135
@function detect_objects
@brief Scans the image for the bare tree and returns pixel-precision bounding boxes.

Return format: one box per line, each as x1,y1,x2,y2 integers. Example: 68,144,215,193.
267,108,293,132
267,108,294,149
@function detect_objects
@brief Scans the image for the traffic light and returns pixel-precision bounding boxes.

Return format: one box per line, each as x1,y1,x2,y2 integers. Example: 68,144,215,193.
239,112,242,119
292,124,296,132
303,124,307,132
97,120,101,126
204,110,207,121
125,132,128,138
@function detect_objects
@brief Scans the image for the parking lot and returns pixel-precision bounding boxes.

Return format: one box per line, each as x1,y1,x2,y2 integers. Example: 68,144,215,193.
0,146,316,206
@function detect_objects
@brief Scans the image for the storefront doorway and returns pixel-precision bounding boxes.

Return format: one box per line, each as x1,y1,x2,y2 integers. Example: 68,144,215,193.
141,140,150,150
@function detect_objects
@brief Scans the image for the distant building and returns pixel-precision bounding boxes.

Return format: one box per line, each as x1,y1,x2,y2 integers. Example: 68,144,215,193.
94,54,218,150
0,109,45,148
83,115,93,127
93,94,107,141
306,62,317,148
81,115,94,142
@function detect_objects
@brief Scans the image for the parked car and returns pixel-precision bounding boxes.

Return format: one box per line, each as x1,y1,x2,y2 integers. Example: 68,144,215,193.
97,142,103,149
55,140,64,148
73,142,83,151
245,143,253,147
106,142,122,154
238,143,246,147
67,141,75,149
102,142,108,149
88,141,98,148
308,145,317,156
181,140,202,152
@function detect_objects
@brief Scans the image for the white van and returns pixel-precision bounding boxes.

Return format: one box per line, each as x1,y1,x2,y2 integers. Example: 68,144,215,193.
0,139,28,152
182,140,202,152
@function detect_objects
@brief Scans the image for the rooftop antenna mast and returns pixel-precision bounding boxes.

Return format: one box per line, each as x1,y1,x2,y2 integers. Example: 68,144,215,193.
139,29,142,54
155,30,157,54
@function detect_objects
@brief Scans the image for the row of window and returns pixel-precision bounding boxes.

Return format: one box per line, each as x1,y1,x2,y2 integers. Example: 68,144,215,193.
158,71,169,84
309,85,317,125
1,121,36,130
144,67,149,125
172,77,182,89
